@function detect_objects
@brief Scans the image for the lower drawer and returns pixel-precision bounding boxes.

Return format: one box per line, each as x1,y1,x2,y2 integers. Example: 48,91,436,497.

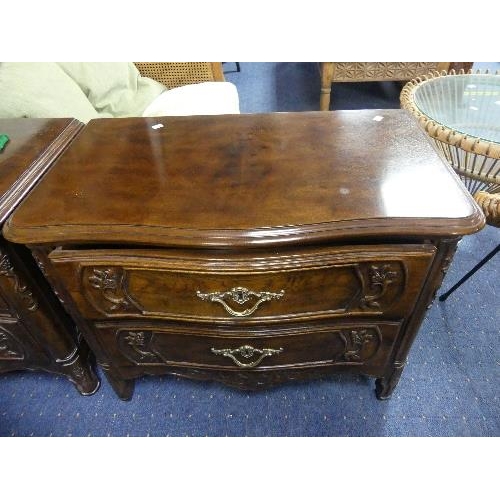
94,320,401,377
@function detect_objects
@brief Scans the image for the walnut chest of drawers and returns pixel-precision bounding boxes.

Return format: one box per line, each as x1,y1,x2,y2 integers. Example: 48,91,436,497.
0,118,98,395
3,110,484,400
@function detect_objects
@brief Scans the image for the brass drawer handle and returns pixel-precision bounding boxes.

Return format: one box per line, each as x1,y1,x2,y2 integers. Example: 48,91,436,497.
196,286,284,317
211,344,283,368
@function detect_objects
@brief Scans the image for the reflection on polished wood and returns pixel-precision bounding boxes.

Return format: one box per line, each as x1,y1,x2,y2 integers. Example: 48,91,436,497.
3,111,484,400
4,111,483,247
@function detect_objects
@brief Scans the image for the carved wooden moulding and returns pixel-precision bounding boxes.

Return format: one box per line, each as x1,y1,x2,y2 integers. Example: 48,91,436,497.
332,62,444,81
0,325,25,361
0,250,38,312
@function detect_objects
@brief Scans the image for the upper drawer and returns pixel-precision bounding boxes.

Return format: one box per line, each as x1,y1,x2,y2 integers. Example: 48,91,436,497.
48,244,435,323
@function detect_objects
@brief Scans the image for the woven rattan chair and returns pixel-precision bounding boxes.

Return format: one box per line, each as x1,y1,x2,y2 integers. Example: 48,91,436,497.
134,62,225,88
401,69,499,300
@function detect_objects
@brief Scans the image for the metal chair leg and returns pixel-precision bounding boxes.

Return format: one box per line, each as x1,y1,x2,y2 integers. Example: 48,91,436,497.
439,243,500,301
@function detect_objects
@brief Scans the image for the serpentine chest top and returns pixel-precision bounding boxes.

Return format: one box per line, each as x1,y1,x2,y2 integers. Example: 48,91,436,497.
3,110,484,400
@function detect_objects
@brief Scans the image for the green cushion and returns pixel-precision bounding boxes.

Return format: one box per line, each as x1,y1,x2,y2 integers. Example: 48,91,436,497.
0,62,102,122
57,62,167,117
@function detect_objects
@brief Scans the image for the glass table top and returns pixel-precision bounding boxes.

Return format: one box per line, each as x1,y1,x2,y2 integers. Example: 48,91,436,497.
413,73,500,144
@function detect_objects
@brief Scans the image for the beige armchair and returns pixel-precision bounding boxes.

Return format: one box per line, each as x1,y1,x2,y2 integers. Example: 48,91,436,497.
319,62,473,111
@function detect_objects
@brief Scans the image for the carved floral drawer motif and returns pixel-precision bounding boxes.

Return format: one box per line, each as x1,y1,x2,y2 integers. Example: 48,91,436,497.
49,245,435,323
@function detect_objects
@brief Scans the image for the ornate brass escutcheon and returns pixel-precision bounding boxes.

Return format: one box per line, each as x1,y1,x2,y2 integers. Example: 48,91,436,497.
211,344,283,368
196,286,284,317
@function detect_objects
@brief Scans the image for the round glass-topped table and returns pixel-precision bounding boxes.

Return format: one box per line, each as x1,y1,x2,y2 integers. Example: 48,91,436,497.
401,71,499,299
401,71,500,195
413,73,500,143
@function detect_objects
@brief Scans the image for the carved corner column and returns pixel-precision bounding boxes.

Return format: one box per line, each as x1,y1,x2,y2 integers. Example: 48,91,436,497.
23,245,99,395
375,238,460,399
33,248,139,400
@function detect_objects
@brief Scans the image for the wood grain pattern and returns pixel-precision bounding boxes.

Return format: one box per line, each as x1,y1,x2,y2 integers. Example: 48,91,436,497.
0,118,83,224
4,111,484,247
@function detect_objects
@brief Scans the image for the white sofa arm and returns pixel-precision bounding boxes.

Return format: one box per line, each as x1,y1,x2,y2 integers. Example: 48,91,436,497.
142,82,240,117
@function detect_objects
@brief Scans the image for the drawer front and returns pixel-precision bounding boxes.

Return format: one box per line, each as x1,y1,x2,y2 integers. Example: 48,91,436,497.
49,244,435,323
94,320,401,377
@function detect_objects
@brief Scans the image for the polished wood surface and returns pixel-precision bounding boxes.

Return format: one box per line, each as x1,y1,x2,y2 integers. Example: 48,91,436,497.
3,111,485,400
0,119,98,395
0,118,82,223
4,110,483,248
